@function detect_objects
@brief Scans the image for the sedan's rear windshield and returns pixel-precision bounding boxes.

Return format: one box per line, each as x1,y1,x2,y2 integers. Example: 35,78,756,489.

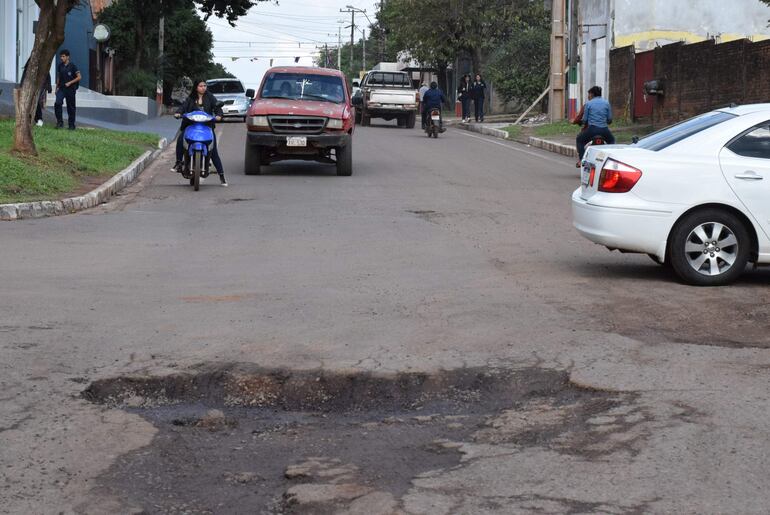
365,72,411,87
206,80,245,94
635,111,737,151
261,73,345,103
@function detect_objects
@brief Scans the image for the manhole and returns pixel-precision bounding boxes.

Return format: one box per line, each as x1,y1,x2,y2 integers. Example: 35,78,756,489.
83,365,640,513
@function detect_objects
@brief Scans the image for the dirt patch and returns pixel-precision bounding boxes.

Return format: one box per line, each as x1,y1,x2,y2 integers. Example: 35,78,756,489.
83,365,643,513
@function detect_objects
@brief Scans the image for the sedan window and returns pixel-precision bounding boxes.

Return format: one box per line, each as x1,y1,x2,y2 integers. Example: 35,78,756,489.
727,124,770,159
635,111,737,151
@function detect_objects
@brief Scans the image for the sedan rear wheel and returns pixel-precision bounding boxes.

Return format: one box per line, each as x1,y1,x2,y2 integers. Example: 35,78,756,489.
670,209,750,286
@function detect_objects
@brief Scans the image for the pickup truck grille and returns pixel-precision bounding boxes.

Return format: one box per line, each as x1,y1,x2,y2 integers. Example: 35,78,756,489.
269,115,326,134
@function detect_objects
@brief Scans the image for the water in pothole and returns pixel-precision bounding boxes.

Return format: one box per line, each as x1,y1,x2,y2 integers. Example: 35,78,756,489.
84,366,631,514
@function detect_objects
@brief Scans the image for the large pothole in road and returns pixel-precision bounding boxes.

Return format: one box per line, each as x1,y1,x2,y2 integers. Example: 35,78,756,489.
83,365,645,514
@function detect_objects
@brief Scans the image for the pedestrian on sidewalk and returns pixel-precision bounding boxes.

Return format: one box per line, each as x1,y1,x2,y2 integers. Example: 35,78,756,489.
470,73,487,123
458,74,472,123
20,58,53,126
172,79,228,186
54,49,81,130
419,82,429,129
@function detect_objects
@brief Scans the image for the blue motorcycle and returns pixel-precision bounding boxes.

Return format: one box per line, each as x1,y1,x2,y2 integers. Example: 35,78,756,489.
180,110,216,191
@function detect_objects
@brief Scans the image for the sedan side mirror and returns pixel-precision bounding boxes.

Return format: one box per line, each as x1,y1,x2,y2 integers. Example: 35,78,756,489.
245,88,255,99
632,136,639,144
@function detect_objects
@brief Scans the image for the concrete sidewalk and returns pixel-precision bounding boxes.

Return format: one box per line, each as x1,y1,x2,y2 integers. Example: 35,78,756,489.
454,119,578,158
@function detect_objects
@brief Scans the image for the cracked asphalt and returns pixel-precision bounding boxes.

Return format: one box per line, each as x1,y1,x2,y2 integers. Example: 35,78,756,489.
2,120,770,513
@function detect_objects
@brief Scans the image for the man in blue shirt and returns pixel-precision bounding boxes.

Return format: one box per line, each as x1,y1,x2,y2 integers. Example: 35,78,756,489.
576,86,615,160
55,49,81,130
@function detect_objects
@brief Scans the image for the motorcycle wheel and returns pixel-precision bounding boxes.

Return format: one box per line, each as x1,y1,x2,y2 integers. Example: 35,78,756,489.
193,151,202,191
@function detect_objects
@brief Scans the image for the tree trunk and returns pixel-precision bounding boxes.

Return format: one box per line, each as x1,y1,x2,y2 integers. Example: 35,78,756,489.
436,62,449,108
12,0,77,155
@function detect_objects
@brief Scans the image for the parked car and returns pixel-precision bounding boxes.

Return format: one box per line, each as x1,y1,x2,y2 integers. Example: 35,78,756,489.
572,104,770,286
243,67,355,176
352,70,418,128
206,78,250,121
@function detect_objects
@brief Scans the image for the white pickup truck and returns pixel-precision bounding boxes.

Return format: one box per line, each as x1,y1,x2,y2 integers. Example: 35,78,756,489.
352,71,418,128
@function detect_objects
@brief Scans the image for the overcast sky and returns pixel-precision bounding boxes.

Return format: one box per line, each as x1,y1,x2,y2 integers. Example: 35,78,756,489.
205,0,380,90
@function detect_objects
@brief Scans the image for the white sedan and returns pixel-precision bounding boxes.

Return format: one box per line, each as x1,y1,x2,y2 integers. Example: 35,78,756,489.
573,104,770,286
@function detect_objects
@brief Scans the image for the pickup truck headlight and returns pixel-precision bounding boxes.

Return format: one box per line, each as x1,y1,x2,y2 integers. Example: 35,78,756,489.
327,118,344,129
248,116,269,127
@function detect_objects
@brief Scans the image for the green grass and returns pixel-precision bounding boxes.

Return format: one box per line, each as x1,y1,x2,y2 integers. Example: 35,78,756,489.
0,120,157,204
503,125,522,139
532,120,577,138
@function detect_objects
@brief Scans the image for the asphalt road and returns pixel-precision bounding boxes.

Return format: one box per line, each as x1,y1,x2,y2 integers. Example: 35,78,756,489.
3,120,770,513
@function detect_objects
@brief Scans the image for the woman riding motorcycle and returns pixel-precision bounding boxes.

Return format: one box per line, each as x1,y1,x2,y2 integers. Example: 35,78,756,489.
171,79,228,186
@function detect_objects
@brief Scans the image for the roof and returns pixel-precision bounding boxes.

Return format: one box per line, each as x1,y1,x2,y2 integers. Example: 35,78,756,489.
265,66,345,78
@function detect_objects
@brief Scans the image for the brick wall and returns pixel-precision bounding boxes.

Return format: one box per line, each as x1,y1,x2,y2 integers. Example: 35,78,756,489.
609,38,770,128
608,46,634,122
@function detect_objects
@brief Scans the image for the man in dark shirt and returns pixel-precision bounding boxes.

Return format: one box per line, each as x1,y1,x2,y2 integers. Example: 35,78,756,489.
422,82,446,132
54,49,81,130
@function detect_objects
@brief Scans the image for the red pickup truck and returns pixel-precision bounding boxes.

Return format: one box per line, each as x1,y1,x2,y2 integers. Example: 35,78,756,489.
243,67,355,176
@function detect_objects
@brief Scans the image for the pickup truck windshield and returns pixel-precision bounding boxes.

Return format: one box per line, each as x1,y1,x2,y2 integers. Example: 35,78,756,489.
261,73,346,104
365,72,411,87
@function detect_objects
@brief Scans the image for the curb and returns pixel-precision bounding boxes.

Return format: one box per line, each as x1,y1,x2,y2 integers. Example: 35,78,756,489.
527,137,577,158
455,122,510,139
0,138,168,221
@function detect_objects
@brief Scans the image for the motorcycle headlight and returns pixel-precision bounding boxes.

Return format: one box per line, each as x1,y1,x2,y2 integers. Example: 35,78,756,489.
249,116,269,127
327,118,344,129
189,114,210,123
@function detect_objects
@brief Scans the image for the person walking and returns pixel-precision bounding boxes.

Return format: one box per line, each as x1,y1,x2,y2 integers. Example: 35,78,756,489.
470,74,487,123
20,58,53,126
54,49,81,130
457,74,472,123
419,82,429,129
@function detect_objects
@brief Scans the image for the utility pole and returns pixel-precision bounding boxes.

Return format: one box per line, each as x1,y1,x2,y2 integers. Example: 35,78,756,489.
338,26,342,70
157,0,164,116
568,0,580,119
362,28,366,71
549,0,566,121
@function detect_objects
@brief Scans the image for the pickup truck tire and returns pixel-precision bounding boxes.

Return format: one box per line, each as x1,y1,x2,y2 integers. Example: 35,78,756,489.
244,144,262,175
336,140,353,176
397,116,406,127
406,112,416,129
361,109,371,126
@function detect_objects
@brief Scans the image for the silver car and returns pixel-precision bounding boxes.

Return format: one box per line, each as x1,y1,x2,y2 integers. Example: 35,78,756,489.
206,78,250,122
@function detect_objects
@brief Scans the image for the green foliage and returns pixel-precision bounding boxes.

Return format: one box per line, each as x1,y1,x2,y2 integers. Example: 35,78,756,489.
98,0,260,97
486,5,550,106
0,120,156,203
118,67,158,98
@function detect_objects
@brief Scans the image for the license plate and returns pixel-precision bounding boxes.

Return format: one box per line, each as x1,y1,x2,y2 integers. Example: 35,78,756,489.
581,164,591,186
287,137,307,147
431,115,440,121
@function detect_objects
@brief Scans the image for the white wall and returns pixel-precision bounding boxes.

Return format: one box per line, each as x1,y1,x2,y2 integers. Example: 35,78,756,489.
0,0,39,83
614,0,770,50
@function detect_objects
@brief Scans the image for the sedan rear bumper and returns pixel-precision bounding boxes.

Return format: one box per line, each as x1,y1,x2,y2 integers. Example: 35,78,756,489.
571,188,673,259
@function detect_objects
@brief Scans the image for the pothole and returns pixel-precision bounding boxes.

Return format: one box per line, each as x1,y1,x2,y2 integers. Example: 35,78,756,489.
84,365,641,513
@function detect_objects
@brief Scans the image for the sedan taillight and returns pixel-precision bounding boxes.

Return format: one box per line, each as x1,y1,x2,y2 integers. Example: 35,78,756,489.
598,159,642,193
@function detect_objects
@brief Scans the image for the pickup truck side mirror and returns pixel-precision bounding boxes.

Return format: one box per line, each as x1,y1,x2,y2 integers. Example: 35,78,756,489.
245,88,255,99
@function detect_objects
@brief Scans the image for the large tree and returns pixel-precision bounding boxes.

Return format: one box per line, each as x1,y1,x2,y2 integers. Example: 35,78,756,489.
13,0,261,156
379,0,541,96
99,1,230,101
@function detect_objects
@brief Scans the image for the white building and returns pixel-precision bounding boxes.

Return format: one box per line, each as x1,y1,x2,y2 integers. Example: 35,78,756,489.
575,0,770,108
1,0,39,84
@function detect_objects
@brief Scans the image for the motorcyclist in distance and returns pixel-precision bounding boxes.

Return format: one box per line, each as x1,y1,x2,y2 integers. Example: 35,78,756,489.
421,81,446,132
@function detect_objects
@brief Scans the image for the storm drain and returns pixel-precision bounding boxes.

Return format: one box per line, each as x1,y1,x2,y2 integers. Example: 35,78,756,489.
83,365,642,514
